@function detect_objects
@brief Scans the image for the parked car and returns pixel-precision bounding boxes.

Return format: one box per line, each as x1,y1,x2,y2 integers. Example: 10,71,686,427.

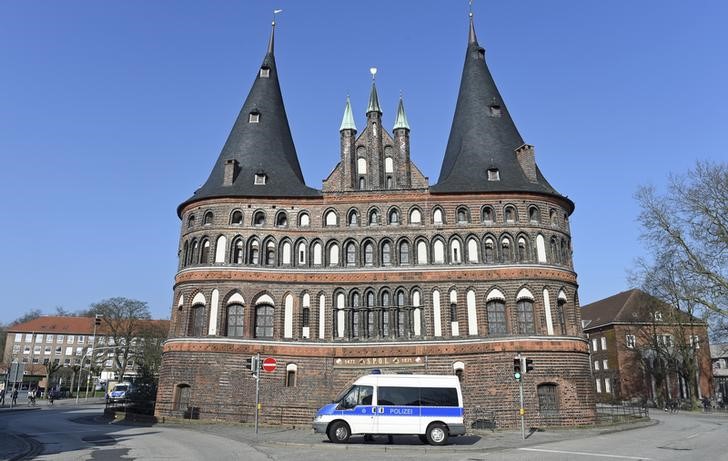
107,383,132,402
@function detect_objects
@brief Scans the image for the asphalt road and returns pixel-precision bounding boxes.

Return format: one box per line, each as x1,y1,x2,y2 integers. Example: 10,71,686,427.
1,403,726,460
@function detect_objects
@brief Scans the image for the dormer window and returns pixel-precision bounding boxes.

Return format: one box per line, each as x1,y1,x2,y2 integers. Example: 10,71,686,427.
254,173,267,185
489,104,502,117
259,67,270,78
487,168,500,181
249,112,260,123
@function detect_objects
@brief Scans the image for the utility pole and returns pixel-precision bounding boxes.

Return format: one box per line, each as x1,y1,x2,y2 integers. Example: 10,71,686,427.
246,354,261,435
85,315,102,400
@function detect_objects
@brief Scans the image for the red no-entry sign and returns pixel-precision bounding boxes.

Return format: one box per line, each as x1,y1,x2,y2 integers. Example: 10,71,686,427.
262,357,277,373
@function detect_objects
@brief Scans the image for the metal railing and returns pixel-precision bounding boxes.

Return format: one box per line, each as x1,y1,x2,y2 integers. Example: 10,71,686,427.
596,403,649,423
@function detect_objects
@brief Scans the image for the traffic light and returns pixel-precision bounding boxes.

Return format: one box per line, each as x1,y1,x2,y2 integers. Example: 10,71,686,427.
513,357,522,381
245,355,259,374
94,315,102,327
525,358,534,373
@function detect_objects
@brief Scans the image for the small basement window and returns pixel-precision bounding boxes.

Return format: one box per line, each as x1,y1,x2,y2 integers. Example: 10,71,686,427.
259,67,270,78
487,168,500,181
249,112,260,123
254,173,267,185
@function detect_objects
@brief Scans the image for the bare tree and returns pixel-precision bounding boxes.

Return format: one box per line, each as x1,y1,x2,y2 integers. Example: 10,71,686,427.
87,297,151,381
134,322,168,383
635,161,728,319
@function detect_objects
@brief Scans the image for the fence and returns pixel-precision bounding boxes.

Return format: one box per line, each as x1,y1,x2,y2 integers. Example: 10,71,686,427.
596,403,649,424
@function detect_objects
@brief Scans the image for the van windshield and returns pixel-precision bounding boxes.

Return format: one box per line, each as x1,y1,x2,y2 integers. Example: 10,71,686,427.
113,385,128,392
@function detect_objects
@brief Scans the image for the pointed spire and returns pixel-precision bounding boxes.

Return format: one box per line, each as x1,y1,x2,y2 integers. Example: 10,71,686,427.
339,95,357,132
366,67,382,114
267,19,275,55
393,94,410,131
432,6,561,198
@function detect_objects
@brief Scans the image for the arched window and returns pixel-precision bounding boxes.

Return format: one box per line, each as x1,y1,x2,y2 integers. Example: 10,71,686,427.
203,211,213,225
550,237,560,264
281,241,291,265
187,215,196,228
486,300,507,335
363,242,374,266
265,241,275,266
381,242,392,266
433,208,444,224
190,305,205,336
359,177,366,189
276,211,288,227
484,238,494,263
409,208,422,224
536,234,547,262
395,290,406,337
529,206,540,223
357,157,367,174
249,240,260,265
399,241,410,265
467,238,478,263
518,237,528,262
328,242,339,266
215,235,227,263
199,239,210,264
313,242,322,265
504,206,516,223
350,292,360,338
182,241,189,267
253,211,265,226
348,209,359,226
561,239,569,265
365,291,375,338
412,289,422,337
417,240,428,264
296,241,307,266
368,209,379,225
450,239,462,264
482,206,494,223
254,305,274,338
174,384,191,411
298,212,310,227
227,304,244,337
381,290,391,337
385,156,394,173
388,209,399,225
549,209,557,226
346,242,356,266
230,210,243,225
457,207,469,224
325,210,338,227
285,364,297,387
433,240,445,264
517,298,535,335
501,237,513,263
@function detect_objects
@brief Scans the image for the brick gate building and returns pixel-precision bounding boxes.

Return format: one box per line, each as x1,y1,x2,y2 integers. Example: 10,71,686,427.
156,13,596,428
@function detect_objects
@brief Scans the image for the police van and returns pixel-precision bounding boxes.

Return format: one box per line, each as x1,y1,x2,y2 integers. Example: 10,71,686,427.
313,373,465,445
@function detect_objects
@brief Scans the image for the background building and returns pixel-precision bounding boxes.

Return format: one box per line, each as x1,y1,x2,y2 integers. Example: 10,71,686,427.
1,316,169,391
157,14,596,428
711,343,728,406
582,289,712,405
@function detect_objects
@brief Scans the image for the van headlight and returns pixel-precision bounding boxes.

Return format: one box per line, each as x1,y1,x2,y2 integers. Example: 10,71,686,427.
314,414,322,422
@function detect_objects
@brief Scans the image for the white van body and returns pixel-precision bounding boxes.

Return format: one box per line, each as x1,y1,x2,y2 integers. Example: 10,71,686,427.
313,374,465,445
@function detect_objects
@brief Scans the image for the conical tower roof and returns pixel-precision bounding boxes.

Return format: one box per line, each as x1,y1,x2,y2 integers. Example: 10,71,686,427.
432,15,562,199
179,23,319,214
393,95,410,131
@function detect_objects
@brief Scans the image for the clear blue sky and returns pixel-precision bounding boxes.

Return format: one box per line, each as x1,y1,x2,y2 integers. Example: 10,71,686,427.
1,1,726,324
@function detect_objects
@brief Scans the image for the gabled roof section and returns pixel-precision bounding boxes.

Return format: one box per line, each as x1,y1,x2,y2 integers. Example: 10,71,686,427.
581,288,704,330
431,14,563,198
179,23,319,215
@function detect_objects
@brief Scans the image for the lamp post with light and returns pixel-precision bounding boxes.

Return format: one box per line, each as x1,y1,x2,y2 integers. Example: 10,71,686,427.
84,315,102,400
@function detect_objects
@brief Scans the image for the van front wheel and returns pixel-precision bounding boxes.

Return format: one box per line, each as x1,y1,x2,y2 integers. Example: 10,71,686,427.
426,422,449,446
327,421,351,443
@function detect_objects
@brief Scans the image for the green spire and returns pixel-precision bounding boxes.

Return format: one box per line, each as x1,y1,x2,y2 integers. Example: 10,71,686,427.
367,81,382,114
393,95,410,131
339,96,357,132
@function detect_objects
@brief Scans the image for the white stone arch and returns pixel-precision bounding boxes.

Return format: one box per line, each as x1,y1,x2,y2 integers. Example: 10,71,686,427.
357,157,367,174
208,289,220,335
516,288,535,301
336,292,346,338
192,293,206,306
452,361,465,372
466,289,478,335
281,241,292,265
409,208,422,224
177,295,184,308
543,288,554,336
412,289,422,336
214,235,227,263
286,363,298,372
227,293,245,305
536,234,547,263
301,292,311,338
313,242,322,265
255,294,275,306
433,208,444,224
318,294,326,339
486,289,506,302
325,210,338,226
558,289,568,302
384,157,393,173
328,242,340,266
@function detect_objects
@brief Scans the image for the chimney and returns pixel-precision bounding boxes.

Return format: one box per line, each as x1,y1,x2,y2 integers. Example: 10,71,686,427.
223,159,239,186
515,144,537,183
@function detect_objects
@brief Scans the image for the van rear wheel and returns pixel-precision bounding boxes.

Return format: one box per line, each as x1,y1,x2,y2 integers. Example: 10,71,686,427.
327,421,351,443
426,422,449,446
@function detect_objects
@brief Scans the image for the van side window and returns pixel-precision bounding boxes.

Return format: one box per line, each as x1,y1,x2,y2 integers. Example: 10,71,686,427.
378,387,420,406
420,387,459,407
339,385,373,409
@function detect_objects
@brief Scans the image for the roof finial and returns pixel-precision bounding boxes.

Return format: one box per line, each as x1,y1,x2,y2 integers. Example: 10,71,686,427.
468,0,478,44
369,67,377,81
268,9,283,54
366,67,382,114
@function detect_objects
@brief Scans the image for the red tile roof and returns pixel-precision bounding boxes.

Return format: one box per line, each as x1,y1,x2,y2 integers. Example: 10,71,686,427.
8,316,169,335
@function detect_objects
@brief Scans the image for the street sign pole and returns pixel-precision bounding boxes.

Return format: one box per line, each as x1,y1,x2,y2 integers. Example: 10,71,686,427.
254,352,260,436
519,375,525,440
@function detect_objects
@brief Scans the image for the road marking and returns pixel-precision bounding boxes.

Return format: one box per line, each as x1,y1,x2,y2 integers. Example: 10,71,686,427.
687,433,700,439
518,448,652,460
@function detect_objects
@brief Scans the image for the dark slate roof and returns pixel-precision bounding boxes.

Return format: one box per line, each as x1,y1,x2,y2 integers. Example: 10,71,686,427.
179,26,320,215
431,17,564,199
581,288,703,330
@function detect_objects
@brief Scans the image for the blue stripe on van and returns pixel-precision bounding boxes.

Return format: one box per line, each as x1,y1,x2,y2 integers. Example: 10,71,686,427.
325,405,463,418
